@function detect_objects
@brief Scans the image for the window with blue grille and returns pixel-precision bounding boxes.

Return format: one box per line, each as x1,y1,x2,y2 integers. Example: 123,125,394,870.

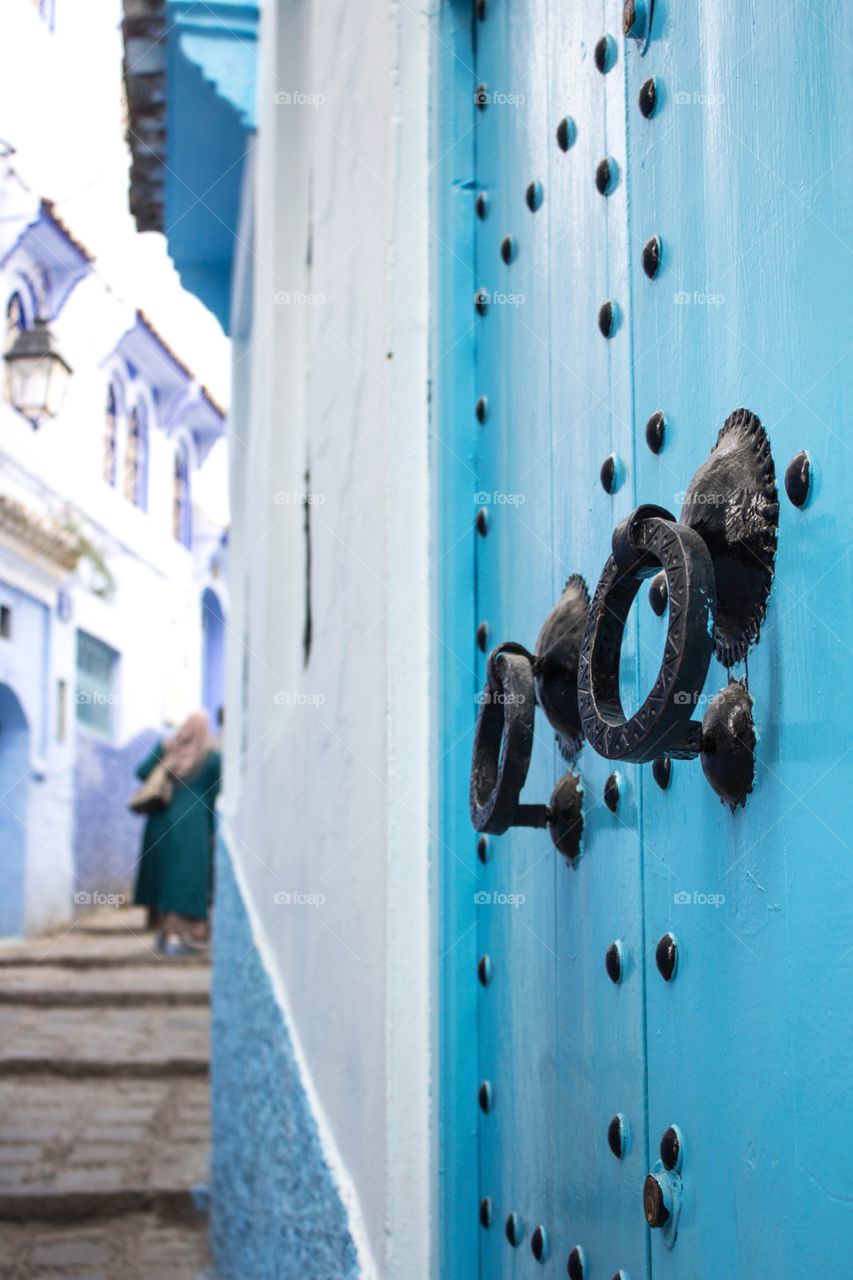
173,440,192,547
124,401,149,509
104,383,118,486
75,631,119,738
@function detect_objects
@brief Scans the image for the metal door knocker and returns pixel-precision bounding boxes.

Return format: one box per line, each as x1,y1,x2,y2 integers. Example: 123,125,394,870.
578,410,777,788
468,576,589,859
578,506,716,762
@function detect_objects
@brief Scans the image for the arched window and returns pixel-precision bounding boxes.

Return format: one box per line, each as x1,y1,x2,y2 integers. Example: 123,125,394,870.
103,383,118,486
124,401,148,509
173,440,191,546
5,294,24,352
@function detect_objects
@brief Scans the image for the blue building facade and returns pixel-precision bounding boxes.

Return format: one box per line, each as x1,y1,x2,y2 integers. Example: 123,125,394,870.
0,186,227,934
122,2,853,1277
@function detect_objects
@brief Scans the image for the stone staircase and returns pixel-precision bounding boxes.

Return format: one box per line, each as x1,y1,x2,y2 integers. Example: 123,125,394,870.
0,907,212,1278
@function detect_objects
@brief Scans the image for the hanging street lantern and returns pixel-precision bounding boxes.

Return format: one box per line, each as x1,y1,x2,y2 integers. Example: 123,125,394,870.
5,317,72,426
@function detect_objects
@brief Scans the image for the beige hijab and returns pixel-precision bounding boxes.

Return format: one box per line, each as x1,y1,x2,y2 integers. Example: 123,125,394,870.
163,711,214,780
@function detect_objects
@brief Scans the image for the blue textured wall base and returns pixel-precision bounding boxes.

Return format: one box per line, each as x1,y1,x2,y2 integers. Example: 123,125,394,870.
211,836,359,1280
74,728,159,904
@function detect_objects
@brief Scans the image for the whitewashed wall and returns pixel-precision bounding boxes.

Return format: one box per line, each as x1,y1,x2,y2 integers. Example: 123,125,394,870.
222,0,433,1272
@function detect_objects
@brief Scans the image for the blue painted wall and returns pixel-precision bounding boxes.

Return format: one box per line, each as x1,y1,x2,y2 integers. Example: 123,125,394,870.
73,727,158,903
0,683,31,935
201,587,225,723
210,836,359,1280
165,3,258,331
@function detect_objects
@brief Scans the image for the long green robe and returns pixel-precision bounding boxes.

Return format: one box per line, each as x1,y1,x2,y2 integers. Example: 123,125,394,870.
132,742,221,920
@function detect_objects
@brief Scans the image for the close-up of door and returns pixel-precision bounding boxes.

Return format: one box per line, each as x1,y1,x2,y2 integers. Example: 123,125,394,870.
437,3,853,1278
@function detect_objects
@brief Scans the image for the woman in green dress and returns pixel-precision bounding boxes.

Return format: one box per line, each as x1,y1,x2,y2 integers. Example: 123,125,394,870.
133,711,221,955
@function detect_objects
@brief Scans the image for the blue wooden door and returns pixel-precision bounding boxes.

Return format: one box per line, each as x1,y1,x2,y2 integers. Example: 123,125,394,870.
628,6,853,1278
438,2,853,1278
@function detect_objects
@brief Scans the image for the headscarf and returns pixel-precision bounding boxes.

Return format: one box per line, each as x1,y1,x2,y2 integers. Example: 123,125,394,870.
163,710,214,780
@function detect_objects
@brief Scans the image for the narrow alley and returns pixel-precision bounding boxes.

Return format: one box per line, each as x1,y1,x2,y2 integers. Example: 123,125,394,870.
0,907,211,1278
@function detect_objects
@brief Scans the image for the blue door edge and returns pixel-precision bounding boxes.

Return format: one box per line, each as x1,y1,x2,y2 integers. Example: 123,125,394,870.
430,2,480,1277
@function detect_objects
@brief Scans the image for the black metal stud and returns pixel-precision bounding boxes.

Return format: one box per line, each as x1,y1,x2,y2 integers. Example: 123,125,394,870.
605,940,623,984
478,1080,493,1113
476,0,487,20
475,507,489,536
475,192,489,220
480,1195,493,1226
660,1125,682,1171
652,756,671,790
475,395,488,424
477,833,489,863
648,572,668,616
645,409,665,453
500,235,517,265
595,157,615,196
531,1225,548,1263
599,454,617,492
642,235,661,279
567,1245,587,1280
622,0,645,39
598,302,617,338
700,680,755,810
556,116,576,151
638,76,657,118
477,954,492,986
505,1212,523,1247
475,288,489,316
785,451,811,508
526,181,544,212
607,1113,625,1158
643,1173,671,1227
476,621,490,652
475,83,489,110
655,931,678,981
604,772,620,812
594,34,615,73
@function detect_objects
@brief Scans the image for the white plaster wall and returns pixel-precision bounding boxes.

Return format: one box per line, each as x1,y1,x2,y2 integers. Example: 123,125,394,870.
223,0,432,1273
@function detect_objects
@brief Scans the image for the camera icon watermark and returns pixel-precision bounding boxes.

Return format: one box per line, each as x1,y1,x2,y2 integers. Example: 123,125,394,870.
475,689,527,707
73,891,126,907
273,90,325,107
672,90,725,107
273,891,326,908
474,288,526,310
673,490,727,506
673,889,726,908
672,691,714,707
274,291,326,306
474,491,526,507
473,890,526,908
474,86,526,109
674,289,725,307
273,691,326,706
273,490,326,506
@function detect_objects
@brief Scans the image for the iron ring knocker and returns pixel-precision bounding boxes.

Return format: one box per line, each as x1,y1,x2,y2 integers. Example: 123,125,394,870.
469,644,541,835
469,642,585,860
577,505,717,763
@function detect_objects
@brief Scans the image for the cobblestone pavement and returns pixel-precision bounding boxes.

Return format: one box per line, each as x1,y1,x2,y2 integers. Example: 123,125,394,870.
0,908,212,1279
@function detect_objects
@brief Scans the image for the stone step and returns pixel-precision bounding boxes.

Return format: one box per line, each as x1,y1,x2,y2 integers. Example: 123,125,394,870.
0,965,209,1007
0,1078,210,1225
0,1183,206,1223
69,906,150,935
0,1059,208,1079
0,1006,209,1078
0,1211,211,1276
0,933,209,970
